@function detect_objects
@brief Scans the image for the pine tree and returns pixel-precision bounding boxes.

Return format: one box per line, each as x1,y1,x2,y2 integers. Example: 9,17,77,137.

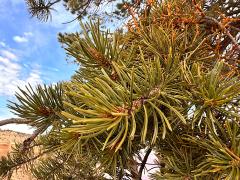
0,0,240,179
25,0,240,23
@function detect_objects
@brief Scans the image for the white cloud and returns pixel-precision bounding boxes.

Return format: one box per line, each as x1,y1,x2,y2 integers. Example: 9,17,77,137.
13,32,33,43
25,69,42,85
24,32,33,36
0,41,6,47
0,56,42,96
13,36,28,43
0,50,17,60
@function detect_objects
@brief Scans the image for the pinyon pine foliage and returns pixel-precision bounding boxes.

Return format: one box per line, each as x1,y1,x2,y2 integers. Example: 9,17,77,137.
0,0,240,179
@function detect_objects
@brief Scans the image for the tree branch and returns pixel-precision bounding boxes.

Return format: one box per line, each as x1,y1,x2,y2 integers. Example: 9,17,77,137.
0,118,47,151
22,125,48,152
0,118,32,126
62,0,91,24
192,0,240,52
204,16,240,52
48,0,61,7
3,148,52,178
138,147,152,180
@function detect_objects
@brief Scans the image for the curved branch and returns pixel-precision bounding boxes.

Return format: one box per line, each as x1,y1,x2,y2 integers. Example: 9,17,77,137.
48,0,61,7
22,125,48,152
138,147,152,180
0,118,48,151
62,0,91,24
0,118,32,126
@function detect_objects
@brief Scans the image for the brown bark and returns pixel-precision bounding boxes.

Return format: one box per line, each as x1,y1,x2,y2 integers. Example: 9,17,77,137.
0,118,32,126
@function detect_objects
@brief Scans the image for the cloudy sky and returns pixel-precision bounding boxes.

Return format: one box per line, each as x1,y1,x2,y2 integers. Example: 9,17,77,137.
0,2,157,179
0,0,79,132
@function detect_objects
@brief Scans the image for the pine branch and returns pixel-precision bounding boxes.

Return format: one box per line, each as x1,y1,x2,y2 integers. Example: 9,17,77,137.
138,147,152,180
22,125,48,152
48,0,61,6
8,84,65,128
0,148,51,178
203,16,240,52
25,0,61,21
0,117,48,153
31,154,66,179
192,0,240,52
0,118,32,126
62,0,92,24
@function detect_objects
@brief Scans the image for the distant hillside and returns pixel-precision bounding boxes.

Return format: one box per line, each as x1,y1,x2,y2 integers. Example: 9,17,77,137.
0,130,34,180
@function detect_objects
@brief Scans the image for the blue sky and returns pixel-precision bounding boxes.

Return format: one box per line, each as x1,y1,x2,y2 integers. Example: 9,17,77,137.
0,0,79,132
0,3,156,178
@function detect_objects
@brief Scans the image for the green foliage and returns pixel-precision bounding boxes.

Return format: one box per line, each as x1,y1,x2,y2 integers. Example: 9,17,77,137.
32,153,106,179
0,142,43,178
58,20,121,81
1,0,240,179
25,0,240,23
25,0,58,21
25,0,146,23
183,62,240,130
8,84,66,129
188,121,240,179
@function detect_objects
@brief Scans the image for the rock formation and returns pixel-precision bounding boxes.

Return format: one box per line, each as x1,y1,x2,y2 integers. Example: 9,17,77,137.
0,130,34,180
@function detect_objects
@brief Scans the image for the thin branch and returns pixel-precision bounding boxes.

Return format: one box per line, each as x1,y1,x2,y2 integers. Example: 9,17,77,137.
192,0,240,52
0,118,32,126
22,125,48,152
6,149,52,173
137,162,159,166
147,166,160,172
229,24,240,32
0,118,47,151
26,0,61,21
62,0,91,24
203,16,240,52
48,0,61,7
138,147,152,180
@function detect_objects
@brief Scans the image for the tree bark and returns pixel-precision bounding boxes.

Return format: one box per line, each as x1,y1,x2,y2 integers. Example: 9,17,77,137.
0,118,32,126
